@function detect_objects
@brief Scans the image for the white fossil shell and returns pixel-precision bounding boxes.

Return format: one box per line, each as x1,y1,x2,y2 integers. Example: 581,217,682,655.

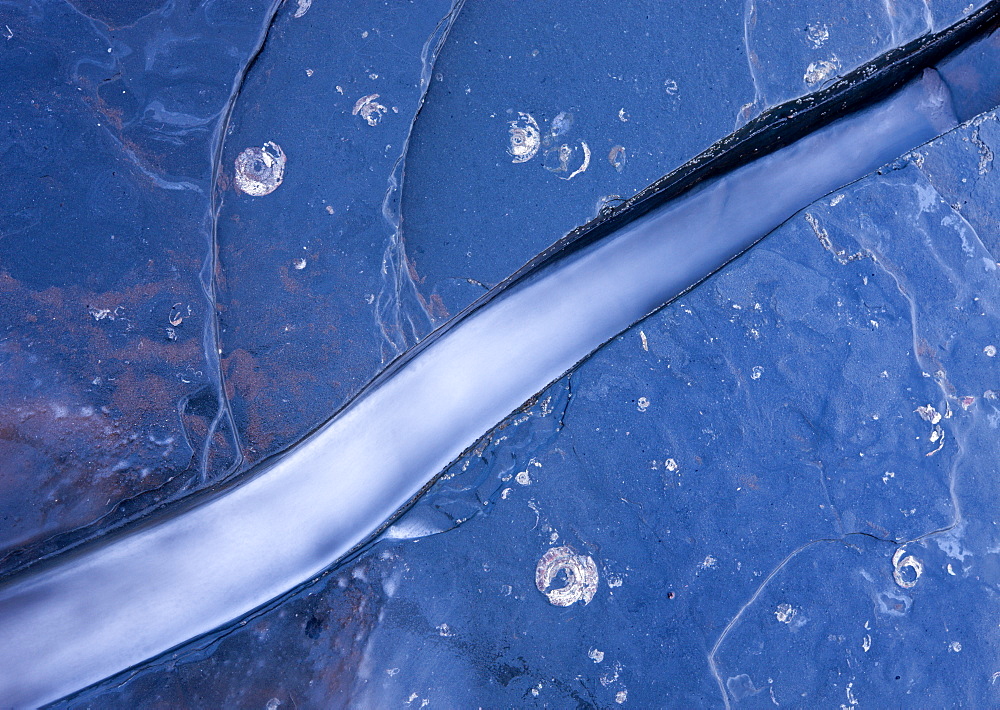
535,545,598,606
352,94,388,126
234,141,286,197
508,112,540,163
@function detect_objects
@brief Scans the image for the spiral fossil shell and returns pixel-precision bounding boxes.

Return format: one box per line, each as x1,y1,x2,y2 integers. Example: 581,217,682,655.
535,545,598,607
234,141,286,197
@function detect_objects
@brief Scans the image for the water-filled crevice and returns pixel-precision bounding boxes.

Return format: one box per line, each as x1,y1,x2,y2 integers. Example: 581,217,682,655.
374,0,468,361
200,0,286,481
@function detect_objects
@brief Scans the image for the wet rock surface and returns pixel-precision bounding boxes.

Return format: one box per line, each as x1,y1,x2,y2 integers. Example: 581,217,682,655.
0,0,278,574
71,110,1000,708
4,0,1000,706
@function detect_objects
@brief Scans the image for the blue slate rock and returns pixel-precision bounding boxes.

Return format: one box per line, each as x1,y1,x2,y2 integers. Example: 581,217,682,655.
5,0,1000,705
69,98,1000,710
213,0,460,464
0,0,277,573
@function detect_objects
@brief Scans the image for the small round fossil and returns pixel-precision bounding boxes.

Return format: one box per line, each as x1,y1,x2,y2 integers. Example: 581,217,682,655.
352,94,387,126
234,141,286,196
892,548,923,589
508,112,540,163
535,545,598,607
